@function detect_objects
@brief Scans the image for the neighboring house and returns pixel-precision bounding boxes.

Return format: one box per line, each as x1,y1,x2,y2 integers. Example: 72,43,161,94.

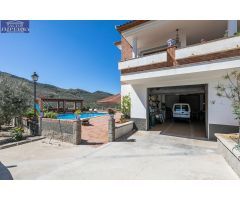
115,20,240,140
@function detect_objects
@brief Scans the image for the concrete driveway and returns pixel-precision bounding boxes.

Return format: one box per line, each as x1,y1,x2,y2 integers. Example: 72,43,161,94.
0,132,238,180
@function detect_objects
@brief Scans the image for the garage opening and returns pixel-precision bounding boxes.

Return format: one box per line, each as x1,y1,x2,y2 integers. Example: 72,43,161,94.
148,84,207,139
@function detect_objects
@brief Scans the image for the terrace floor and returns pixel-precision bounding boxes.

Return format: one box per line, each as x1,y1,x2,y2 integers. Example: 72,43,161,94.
81,112,121,146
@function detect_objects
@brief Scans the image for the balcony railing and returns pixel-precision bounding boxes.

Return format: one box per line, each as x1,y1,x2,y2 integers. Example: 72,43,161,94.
176,36,240,59
119,51,167,70
119,36,240,72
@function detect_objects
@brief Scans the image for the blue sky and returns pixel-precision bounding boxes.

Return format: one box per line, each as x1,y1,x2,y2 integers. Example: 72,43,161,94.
0,20,128,94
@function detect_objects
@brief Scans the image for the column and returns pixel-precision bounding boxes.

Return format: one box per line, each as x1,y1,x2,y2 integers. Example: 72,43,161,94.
132,38,138,58
228,20,238,36
74,101,77,110
63,100,65,112
73,120,81,145
167,46,177,67
57,101,60,112
108,115,115,142
179,30,187,48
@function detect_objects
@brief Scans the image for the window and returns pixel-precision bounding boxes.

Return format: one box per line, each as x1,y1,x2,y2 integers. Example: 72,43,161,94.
174,105,181,111
182,105,189,111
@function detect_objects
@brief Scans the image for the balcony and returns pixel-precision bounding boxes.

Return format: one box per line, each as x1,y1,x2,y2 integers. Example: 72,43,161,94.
119,36,240,74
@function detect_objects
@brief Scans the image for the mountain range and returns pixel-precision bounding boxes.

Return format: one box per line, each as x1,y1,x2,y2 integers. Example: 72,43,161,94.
0,71,113,107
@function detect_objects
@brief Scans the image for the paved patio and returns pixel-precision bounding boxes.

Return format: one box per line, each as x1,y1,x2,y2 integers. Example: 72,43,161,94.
0,131,238,180
81,113,121,146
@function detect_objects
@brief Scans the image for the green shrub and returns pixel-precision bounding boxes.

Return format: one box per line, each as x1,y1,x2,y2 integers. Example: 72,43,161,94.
0,78,30,128
24,108,34,119
11,127,24,141
121,94,131,119
44,111,57,119
74,109,81,115
24,108,40,119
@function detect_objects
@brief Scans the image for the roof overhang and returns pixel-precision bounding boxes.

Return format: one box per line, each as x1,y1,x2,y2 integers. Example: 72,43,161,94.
116,20,149,33
120,20,232,51
114,41,122,50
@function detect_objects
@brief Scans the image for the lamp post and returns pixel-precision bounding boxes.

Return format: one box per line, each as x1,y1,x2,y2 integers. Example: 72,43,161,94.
31,72,39,135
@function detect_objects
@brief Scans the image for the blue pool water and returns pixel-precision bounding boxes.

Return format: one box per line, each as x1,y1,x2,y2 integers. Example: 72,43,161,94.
57,112,108,120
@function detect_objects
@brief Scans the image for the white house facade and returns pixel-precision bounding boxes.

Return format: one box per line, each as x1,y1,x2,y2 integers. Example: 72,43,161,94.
115,20,240,140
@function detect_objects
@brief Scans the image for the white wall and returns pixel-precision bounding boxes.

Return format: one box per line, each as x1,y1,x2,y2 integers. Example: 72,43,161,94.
121,69,239,138
119,51,167,70
208,79,236,126
176,36,240,59
121,84,147,119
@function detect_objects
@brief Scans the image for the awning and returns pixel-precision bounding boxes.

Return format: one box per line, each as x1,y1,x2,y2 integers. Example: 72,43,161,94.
97,94,121,104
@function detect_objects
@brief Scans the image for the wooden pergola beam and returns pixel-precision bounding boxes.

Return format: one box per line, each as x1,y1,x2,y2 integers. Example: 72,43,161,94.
37,97,84,113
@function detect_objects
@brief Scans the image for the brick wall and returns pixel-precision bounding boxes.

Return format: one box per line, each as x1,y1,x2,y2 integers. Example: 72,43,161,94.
121,36,132,61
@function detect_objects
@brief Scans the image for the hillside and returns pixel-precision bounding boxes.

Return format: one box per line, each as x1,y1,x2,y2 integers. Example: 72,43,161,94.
0,71,113,107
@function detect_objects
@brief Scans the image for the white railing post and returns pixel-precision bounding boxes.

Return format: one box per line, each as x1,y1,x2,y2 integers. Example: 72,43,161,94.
132,38,138,58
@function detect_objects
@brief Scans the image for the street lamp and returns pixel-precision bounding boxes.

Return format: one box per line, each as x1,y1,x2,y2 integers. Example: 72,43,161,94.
31,72,39,135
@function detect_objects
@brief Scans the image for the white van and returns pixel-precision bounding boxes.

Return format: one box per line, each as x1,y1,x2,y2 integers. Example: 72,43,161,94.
172,103,191,121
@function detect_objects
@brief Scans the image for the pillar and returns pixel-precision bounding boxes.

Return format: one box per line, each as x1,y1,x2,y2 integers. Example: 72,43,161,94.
179,30,187,48
57,101,60,112
63,100,65,112
132,38,138,58
73,120,81,145
108,115,115,142
228,20,238,36
167,46,177,67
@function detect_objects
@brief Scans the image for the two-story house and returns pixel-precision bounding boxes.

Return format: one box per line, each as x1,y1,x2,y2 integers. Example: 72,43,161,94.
115,20,240,140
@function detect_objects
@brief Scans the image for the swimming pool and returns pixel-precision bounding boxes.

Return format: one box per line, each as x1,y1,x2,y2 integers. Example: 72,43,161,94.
57,112,108,120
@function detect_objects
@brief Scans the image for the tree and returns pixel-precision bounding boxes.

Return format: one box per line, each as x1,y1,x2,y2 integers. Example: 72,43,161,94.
121,94,131,119
216,70,240,144
0,78,30,129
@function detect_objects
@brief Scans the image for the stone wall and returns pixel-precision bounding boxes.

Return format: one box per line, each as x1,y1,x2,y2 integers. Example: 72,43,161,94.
108,117,134,142
131,118,147,131
40,118,81,145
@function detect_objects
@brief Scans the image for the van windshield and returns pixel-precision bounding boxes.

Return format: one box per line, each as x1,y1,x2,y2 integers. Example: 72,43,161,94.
174,105,181,111
182,105,189,111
